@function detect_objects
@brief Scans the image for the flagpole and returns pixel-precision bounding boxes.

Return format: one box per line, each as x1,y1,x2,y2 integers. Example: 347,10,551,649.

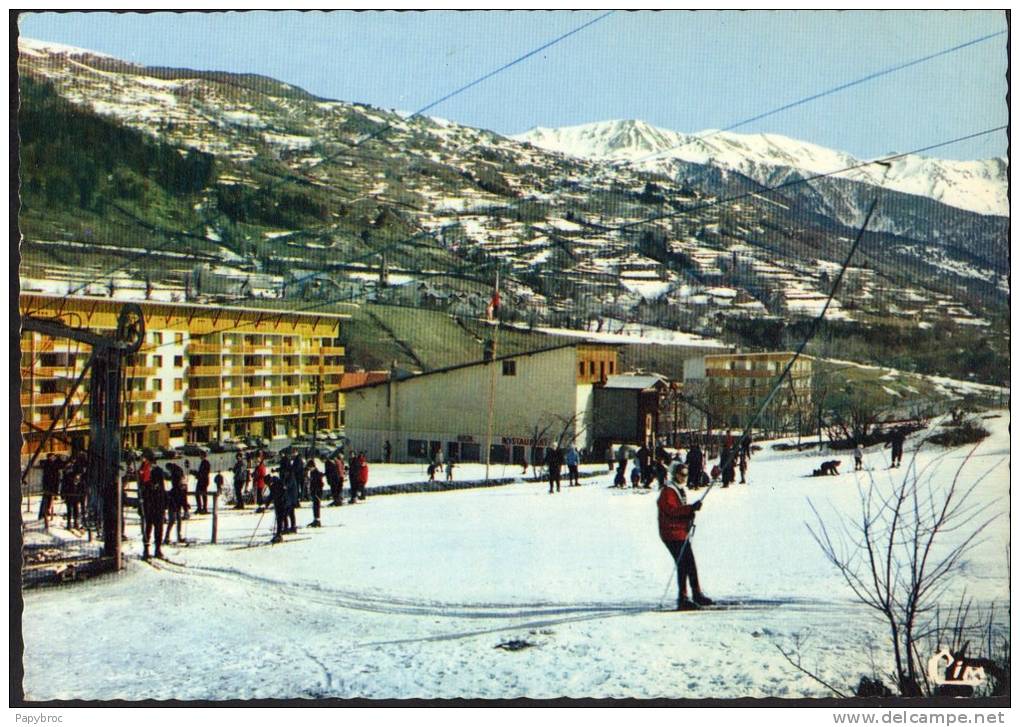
484,270,499,483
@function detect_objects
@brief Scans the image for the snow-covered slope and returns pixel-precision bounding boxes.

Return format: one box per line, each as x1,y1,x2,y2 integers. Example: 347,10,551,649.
21,414,1010,699
514,119,1008,217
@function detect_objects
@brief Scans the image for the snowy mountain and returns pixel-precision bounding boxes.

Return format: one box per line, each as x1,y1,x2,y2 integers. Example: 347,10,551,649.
514,119,1008,218
16,37,1010,383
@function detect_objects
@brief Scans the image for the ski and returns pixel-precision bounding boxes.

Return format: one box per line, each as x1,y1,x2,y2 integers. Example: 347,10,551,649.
141,555,186,568
226,536,313,551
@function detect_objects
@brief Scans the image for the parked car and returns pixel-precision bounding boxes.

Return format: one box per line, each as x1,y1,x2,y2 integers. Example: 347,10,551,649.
178,443,210,457
156,446,181,460
243,435,267,450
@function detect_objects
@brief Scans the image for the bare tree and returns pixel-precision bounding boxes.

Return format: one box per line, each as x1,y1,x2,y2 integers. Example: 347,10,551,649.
808,447,1003,696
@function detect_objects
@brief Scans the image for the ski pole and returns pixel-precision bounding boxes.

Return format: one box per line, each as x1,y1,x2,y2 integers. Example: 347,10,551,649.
247,507,268,548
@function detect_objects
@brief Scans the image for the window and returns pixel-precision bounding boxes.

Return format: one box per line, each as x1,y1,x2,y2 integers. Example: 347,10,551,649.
152,332,163,345
502,360,517,376
599,361,606,380
174,333,184,345
173,401,183,414
174,355,183,367
589,361,595,375
579,362,585,376
152,379,163,391
609,360,615,374
174,378,183,391
152,402,162,414
152,355,163,367
407,439,429,458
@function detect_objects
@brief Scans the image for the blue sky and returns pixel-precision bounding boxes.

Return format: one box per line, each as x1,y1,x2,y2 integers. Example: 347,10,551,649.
18,10,1008,160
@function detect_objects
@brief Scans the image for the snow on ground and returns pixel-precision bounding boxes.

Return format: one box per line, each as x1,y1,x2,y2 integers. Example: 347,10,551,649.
21,416,1010,700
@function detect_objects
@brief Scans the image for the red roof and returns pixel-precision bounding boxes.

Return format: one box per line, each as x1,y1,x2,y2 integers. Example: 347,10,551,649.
339,371,389,391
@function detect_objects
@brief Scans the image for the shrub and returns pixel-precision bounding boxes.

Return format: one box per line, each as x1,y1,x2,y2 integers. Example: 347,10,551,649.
927,420,990,447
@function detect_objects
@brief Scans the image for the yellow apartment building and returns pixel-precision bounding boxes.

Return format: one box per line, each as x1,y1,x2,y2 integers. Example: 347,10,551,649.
19,293,348,454
682,351,814,433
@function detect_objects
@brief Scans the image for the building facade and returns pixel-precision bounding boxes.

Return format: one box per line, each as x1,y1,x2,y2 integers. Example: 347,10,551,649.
19,294,347,455
591,373,670,451
682,351,814,434
344,343,618,464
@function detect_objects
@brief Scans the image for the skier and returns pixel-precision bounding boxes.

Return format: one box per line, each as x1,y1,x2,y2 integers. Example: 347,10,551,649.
720,447,735,488
738,448,748,484
39,453,62,527
629,459,641,489
636,443,653,488
565,444,581,487
657,482,714,611
164,462,188,544
356,452,368,501
228,453,245,509
291,450,307,503
195,451,211,514
348,454,362,504
267,475,287,544
887,428,906,468
686,443,704,490
383,440,392,463
307,460,324,528
140,462,167,560
284,457,299,533
253,453,268,510
853,443,864,471
333,453,346,506
62,468,83,530
445,459,456,482
546,446,564,493
325,455,340,506
741,433,753,461
615,446,629,486
605,446,614,473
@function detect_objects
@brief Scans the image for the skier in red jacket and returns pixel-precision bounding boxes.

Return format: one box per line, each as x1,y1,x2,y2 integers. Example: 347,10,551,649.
657,482,714,610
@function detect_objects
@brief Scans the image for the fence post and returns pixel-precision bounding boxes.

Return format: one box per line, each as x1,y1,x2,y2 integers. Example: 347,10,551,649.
211,489,218,544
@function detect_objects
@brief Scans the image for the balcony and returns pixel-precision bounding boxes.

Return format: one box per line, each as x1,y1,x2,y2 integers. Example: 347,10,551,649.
188,366,223,377
319,346,345,356
27,365,88,379
187,342,221,354
187,387,222,399
126,389,158,401
20,391,85,407
124,367,158,378
125,413,158,426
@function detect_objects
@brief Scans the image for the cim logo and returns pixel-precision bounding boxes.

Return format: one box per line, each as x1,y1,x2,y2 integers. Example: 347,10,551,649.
927,648,988,694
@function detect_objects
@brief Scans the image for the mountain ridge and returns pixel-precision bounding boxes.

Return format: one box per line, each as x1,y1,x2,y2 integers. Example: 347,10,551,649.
513,118,1008,217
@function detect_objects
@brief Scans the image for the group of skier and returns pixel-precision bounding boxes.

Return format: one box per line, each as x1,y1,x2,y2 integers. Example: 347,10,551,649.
37,451,89,531
125,444,372,557
608,432,751,493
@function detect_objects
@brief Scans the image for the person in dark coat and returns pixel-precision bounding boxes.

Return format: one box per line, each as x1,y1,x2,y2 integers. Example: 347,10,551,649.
231,453,246,510
324,456,340,506
62,467,83,529
720,447,736,488
307,461,324,528
657,482,713,610
738,449,748,484
140,462,168,559
546,446,564,493
164,462,188,544
348,454,362,504
636,444,653,488
686,444,704,490
283,455,299,533
290,451,306,503
741,433,752,461
887,428,906,468
267,475,287,544
39,453,62,527
196,451,211,514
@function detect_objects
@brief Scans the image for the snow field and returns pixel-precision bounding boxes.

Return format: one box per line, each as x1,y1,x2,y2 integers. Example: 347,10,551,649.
21,414,1010,699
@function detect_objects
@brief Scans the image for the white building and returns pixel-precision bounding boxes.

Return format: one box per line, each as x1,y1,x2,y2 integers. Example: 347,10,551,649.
344,343,619,464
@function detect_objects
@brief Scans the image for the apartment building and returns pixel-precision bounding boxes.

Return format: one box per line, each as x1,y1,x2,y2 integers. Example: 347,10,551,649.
682,351,814,434
19,294,348,454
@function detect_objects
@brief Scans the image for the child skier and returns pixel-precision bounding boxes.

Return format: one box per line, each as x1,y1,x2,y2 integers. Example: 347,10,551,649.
657,482,714,611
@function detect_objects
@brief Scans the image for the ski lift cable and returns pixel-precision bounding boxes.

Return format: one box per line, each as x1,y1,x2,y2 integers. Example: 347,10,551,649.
42,12,615,308
630,29,1006,165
